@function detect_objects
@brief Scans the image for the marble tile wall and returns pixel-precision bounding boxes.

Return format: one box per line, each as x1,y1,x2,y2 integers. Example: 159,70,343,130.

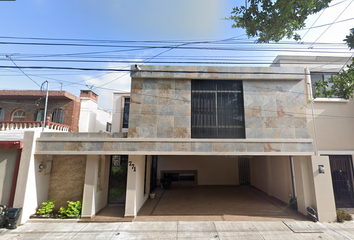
244,80,310,139
36,140,313,154
128,78,191,138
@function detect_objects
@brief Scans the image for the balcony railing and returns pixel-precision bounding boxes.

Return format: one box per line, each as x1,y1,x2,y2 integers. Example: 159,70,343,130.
0,120,71,132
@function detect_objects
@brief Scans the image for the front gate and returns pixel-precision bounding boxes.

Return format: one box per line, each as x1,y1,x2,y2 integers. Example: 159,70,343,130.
108,155,128,204
329,155,354,208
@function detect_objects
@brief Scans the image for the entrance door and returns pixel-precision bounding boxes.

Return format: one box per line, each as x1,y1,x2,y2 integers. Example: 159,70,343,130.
329,155,354,207
108,155,128,204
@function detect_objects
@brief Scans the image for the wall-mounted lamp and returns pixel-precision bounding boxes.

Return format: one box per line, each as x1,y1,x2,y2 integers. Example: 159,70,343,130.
318,165,325,174
131,163,136,172
39,163,46,172
129,161,132,166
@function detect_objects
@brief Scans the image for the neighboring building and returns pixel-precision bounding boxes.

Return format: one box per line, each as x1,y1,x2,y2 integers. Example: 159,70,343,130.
14,62,338,224
0,89,111,207
79,90,112,132
0,90,80,207
272,55,354,209
111,92,130,133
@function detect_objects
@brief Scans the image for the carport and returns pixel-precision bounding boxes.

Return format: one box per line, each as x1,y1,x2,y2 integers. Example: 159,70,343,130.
136,185,307,221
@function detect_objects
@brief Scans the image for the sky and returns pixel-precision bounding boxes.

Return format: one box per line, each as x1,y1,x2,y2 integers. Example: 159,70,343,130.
0,0,353,111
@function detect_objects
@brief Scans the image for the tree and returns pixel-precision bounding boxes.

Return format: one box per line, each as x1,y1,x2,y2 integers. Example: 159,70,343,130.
227,0,354,99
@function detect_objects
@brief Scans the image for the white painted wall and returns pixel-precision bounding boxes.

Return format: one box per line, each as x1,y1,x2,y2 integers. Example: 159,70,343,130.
81,155,110,218
79,98,112,132
13,131,42,224
157,155,239,185
125,155,151,217
112,92,130,133
250,156,293,204
0,149,17,205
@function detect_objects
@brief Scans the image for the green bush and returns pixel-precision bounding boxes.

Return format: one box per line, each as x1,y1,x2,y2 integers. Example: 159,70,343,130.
337,209,353,223
36,199,56,216
58,201,82,218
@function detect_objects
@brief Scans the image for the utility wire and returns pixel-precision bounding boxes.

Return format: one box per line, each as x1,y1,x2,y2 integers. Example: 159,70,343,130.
5,54,40,87
308,0,354,49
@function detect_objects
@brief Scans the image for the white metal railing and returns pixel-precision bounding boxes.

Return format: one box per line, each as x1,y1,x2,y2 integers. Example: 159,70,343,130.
0,121,71,132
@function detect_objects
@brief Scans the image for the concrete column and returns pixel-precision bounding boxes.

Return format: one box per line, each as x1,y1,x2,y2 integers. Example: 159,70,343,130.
13,131,41,224
311,155,336,222
293,156,316,216
81,155,99,218
124,155,149,217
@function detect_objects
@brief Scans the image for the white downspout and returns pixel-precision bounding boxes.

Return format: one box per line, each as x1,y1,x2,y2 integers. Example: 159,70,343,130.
305,67,319,156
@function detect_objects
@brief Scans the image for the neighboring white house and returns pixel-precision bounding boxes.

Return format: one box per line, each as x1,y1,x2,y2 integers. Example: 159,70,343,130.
111,92,130,133
79,90,112,132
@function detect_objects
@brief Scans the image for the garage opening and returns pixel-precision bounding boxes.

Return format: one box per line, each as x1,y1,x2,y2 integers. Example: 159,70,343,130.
137,155,304,221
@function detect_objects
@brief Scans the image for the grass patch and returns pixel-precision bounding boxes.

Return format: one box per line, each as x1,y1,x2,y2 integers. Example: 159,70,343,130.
109,187,126,203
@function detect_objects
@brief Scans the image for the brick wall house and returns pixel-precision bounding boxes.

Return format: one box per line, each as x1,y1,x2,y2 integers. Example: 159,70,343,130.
0,90,81,132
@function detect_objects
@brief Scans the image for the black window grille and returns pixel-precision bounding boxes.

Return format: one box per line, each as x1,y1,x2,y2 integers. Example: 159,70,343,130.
191,80,245,138
122,97,130,128
34,109,44,122
311,72,338,98
0,108,4,121
51,108,65,124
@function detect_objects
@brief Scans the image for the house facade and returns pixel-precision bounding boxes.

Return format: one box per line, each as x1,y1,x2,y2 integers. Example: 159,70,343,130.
272,55,354,209
13,63,338,224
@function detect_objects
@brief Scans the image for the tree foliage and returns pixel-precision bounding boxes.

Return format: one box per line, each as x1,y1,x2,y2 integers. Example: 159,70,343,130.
314,59,354,99
227,0,354,99
227,0,331,43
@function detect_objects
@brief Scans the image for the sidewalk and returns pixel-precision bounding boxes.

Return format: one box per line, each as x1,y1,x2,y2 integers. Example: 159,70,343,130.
1,220,354,239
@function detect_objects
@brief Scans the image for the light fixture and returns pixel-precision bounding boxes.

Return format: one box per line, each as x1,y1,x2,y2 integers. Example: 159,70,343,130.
39,163,46,172
129,161,132,166
318,165,325,174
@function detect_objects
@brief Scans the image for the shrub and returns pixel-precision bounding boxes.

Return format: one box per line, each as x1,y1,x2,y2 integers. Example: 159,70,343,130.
36,199,56,216
337,209,353,223
58,201,82,218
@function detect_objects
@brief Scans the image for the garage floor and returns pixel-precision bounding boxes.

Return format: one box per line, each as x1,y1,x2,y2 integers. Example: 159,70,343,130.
135,185,307,221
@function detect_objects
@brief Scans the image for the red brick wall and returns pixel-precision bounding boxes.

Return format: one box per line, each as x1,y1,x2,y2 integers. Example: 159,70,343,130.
0,95,81,132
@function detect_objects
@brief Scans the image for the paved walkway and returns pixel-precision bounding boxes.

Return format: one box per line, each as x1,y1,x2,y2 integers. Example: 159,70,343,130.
1,220,354,239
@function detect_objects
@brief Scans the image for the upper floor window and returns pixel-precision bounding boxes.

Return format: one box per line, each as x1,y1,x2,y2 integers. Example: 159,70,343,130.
311,73,338,98
0,108,4,121
51,108,64,124
191,80,245,138
34,109,44,122
11,109,25,121
106,122,112,132
122,97,130,128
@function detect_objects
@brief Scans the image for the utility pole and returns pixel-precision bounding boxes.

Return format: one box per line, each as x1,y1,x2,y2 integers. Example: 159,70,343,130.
42,81,49,132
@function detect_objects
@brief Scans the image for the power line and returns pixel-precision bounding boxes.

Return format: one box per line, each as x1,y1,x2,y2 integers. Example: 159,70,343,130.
308,0,354,48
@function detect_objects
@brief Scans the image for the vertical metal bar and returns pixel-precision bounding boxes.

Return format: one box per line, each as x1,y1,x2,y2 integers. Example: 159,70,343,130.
42,80,49,132
305,68,319,156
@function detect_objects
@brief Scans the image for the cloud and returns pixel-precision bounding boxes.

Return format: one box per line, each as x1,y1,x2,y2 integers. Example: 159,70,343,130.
81,63,132,112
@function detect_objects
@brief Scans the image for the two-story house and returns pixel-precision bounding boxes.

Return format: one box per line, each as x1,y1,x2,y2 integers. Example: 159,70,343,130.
14,63,337,224
0,89,111,209
272,55,354,210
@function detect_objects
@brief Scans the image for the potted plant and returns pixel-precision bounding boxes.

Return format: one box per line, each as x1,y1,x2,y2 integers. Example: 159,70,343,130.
149,191,155,199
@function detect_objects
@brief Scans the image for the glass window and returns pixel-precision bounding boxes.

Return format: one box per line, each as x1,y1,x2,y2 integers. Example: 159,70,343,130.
0,108,4,121
11,109,25,121
34,109,44,122
191,80,245,138
51,108,65,124
122,97,130,128
311,73,338,98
